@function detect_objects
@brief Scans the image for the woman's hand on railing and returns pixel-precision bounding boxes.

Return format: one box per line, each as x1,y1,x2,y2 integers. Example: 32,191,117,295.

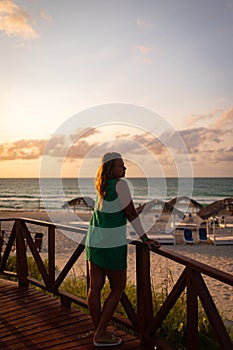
144,239,161,249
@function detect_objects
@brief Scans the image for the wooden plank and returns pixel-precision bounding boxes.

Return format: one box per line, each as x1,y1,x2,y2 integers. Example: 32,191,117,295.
19,220,52,289
0,287,50,301
16,220,29,287
194,273,233,350
48,226,55,284
0,304,85,333
0,222,16,271
53,238,86,290
147,267,187,336
0,305,66,331
0,294,56,315
1,309,90,345
2,319,91,347
12,217,87,235
0,280,140,350
8,311,90,335
120,291,137,330
1,299,83,319
186,269,198,350
0,289,76,317
7,319,92,348
150,245,233,286
0,294,59,319
136,244,153,339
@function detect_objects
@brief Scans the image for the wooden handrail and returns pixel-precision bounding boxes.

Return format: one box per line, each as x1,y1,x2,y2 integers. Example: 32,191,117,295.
0,217,232,350
148,244,233,286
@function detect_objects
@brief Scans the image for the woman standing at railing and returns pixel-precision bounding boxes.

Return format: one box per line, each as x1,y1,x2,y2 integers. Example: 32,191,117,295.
85,152,160,347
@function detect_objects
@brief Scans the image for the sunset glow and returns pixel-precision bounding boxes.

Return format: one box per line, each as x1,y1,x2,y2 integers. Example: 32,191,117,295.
1,0,233,177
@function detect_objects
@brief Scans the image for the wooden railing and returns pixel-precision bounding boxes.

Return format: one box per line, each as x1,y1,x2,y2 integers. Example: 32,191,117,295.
0,218,233,350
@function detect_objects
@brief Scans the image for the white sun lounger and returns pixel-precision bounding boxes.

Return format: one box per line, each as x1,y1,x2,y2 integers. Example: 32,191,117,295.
209,227,233,245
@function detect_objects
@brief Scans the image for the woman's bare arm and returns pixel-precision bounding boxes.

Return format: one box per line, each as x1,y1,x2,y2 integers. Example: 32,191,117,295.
116,179,160,248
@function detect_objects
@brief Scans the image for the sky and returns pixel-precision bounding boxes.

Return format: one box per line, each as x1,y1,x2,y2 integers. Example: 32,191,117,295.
0,0,233,177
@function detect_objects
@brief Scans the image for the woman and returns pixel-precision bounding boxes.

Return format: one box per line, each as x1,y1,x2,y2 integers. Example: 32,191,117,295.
85,152,161,347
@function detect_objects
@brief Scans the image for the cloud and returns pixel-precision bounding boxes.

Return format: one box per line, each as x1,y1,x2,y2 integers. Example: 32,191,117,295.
1,108,232,170
0,0,39,39
70,127,100,142
210,107,233,130
135,18,154,28
185,108,233,134
159,107,233,166
40,9,52,22
143,106,233,163
0,139,46,160
39,128,100,158
42,131,99,159
66,140,98,160
43,135,67,157
132,133,165,154
181,128,222,150
180,108,233,153
135,45,155,55
160,127,225,155
0,134,99,161
208,148,233,163
135,45,157,64
114,133,133,139
144,57,153,65
184,109,222,127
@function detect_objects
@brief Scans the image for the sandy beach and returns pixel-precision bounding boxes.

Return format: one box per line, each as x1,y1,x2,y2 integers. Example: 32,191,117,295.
0,210,232,320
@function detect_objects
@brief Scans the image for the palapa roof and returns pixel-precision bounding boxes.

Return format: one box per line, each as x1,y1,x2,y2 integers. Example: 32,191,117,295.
197,197,233,219
136,199,184,218
62,196,95,210
168,196,203,210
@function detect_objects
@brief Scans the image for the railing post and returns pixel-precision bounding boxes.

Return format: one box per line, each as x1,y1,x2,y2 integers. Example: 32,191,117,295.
136,243,153,348
187,268,198,350
48,226,55,286
15,220,29,287
60,294,72,308
0,229,4,262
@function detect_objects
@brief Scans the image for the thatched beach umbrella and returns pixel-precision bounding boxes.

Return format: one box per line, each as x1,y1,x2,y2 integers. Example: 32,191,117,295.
168,196,203,209
62,196,95,211
168,196,203,213
197,197,233,220
136,199,184,219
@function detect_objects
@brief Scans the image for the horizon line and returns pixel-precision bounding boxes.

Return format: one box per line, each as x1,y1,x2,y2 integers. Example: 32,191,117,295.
0,176,232,180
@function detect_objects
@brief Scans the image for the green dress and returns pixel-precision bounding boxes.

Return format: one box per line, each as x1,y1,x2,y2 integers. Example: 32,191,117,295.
85,178,127,270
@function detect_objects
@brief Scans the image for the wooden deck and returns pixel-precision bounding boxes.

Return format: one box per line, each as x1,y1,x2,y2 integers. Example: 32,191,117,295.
0,279,143,350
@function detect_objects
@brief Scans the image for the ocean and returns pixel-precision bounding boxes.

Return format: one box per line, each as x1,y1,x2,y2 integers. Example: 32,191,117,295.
0,178,232,211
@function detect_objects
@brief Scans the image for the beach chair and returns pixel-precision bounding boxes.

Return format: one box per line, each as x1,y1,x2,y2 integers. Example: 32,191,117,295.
183,229,194,244
209,228,233,245
199,228,208,242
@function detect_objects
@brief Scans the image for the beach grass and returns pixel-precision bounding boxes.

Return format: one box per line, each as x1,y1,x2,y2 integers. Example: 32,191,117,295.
4,255,59,282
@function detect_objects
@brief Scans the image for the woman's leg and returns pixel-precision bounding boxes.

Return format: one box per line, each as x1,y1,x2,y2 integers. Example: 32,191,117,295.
87,261,106,329
94,269,126,342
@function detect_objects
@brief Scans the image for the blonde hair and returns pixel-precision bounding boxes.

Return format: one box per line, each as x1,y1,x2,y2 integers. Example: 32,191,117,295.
96,152,122,208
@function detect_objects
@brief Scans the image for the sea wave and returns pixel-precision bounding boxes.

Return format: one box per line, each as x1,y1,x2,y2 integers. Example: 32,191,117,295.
0,177,232,211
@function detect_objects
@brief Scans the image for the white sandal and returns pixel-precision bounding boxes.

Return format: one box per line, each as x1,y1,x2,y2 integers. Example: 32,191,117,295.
93,335,122,347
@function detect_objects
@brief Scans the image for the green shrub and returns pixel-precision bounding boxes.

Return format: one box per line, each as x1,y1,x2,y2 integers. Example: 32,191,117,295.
4,255,57,281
